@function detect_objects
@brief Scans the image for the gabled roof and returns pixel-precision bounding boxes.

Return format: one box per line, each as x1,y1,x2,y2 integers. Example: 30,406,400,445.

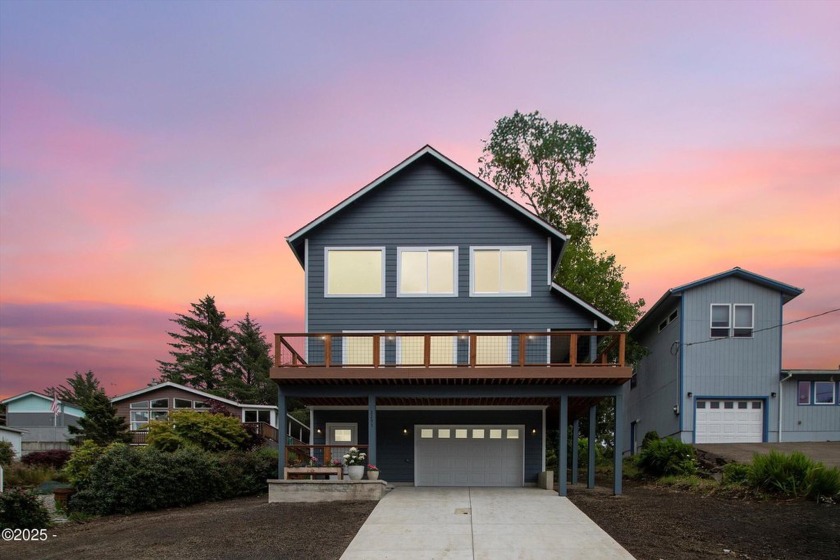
285,145,569,267
110,381,275,409
631,267,804,335
550,283,616,327
1,390,54,405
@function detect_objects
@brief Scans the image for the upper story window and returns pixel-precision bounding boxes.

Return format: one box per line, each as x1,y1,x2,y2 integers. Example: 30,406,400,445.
470,247,530,297
710,304,754,338
398,247,457,296
325,247,385,297
658,308,679,332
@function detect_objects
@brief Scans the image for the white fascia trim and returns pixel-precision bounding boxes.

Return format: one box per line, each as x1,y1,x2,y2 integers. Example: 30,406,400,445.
111,381,270,409
1,391,53,404
396,246,459,297
324,246,386,298
286,146,569,247
551,283,616,326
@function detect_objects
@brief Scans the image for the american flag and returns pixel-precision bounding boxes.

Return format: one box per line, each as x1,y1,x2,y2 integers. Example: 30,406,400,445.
50,395,60,416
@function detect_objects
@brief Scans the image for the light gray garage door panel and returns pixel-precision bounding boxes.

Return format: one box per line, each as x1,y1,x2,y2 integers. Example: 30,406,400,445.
414,425,524,487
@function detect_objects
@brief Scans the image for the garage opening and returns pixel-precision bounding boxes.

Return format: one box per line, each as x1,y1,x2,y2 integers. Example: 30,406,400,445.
414,425,524,486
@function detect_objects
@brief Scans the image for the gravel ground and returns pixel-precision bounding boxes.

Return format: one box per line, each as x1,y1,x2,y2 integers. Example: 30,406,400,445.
568,481,840,560
0,495,375,560
3,483,837,560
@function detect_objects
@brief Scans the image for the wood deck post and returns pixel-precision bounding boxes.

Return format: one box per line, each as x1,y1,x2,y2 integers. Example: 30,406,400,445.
569,334,578,366
324,335,332,367
518,334,526,366
423,335,431,367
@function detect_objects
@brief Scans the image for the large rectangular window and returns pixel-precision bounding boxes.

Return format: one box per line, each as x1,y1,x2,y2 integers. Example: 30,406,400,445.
814,382,835,405
798,381,811,405
325,248,384,297
398,248,457,296
710,304,731,338
470,247,530,296
397,334,457,366
733,304,754,338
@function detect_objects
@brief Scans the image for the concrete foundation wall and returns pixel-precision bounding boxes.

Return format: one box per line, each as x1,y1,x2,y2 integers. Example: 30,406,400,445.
268,480,387,502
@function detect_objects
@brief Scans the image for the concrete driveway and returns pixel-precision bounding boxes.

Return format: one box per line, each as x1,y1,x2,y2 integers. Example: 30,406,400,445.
340,487,635,560
695,442,840,468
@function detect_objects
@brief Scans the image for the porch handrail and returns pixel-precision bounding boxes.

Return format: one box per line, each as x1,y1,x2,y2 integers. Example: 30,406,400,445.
284,444,370,467
273,331,626,369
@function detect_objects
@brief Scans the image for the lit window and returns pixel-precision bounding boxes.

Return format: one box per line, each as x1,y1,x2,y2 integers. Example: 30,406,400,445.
506,429,519,439
472,429,485,439
455,429,468,439
798,382,810,405
325,248,384,297
420,429,434,439
710,305,730,338
398,248,457,296
438,429,451,439
814,382,835,405
733,305,754,338
489,429,502,439
333,429,353,442
471,247,530,296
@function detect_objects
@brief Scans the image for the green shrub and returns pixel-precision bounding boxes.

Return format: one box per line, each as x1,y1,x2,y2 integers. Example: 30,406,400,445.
63,440,113,487
0,440,15,465
749,451,814,497
722,462,751,486
70,445,279,516
22,449,72,469
637,437,697,477
146,410,247,452
805,465,840,502
0,488,51,529
640,430,660,450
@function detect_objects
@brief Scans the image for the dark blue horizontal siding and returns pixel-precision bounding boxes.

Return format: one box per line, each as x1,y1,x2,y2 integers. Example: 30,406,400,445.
312,409,543,484
307,158,594,333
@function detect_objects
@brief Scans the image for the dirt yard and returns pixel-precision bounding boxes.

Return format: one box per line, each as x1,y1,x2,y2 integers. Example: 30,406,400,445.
569,481,840,560
2,484,837,560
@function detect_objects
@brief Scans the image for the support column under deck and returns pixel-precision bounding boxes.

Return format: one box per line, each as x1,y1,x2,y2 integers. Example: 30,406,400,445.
368,394,377,467
588,404,596,489
571,418,579,485
277,386,286,479
614,394,623,496
558,394,568,497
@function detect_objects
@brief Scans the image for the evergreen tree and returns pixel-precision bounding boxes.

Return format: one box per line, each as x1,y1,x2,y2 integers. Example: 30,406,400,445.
157,295,234,392
68,387,132,446
225,313,275,405
45,370,103,408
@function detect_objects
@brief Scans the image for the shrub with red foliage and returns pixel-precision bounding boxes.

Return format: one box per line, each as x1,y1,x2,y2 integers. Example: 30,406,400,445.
22,449,72,469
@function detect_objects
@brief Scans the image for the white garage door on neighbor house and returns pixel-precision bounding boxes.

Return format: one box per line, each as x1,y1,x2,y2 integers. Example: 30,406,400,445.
414,425,524,486
695,399,763,443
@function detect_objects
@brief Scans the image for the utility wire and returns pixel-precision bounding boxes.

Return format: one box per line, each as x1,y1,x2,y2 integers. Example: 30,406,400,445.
683,307,840,348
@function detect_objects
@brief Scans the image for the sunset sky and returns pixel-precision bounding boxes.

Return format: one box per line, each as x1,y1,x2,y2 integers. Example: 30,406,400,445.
1,1,838,399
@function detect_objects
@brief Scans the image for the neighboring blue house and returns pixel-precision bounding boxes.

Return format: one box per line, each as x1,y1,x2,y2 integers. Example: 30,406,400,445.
271,145,631,495
1,391,85,452
624,267,839,450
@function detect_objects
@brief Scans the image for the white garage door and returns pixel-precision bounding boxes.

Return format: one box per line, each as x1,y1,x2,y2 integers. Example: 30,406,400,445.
415,425,524,487
696,399,763,443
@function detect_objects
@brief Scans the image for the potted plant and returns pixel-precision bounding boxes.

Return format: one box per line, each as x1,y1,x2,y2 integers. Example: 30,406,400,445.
366,464,380,480
343,447,367,480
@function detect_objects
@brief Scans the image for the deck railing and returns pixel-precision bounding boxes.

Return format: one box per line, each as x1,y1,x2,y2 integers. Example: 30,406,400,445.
284,444,370,467
274,331,625,369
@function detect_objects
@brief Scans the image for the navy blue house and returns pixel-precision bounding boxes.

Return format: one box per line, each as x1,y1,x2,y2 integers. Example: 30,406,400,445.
271,146,631,494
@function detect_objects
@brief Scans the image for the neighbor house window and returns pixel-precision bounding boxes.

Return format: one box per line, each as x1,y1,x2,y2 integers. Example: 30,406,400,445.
798,382,811,405
397,248,457,296
129,400,168,430
325,248,385,297
150,398,168,409
733,304,754,337
244,410,271,423
173,398,192,409
130,410,149,431
814,382,835,405
710,304,731,337
470,247,530,296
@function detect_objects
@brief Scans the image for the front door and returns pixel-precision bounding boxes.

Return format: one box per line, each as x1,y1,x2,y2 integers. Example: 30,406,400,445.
326,423,357,467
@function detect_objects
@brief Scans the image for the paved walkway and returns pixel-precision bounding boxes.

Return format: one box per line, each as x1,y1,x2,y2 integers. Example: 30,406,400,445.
696,442,840,468
340,487,635,560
